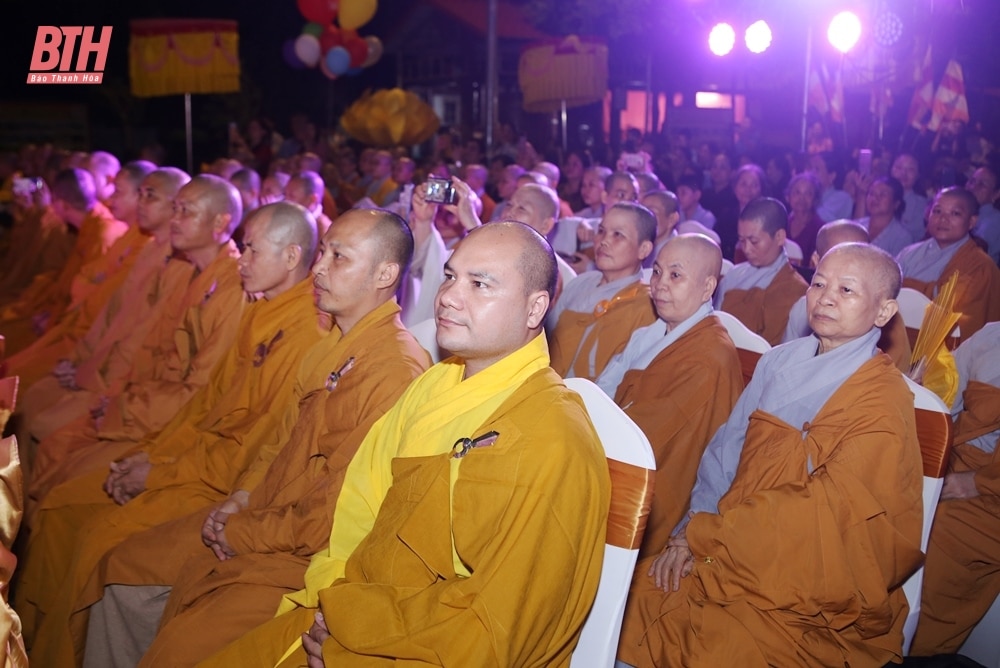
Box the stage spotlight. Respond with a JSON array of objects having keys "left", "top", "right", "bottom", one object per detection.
[
  {"left": 828, "top": 11, "right": 862, "bottom": 53},
  {"left": 744, "top": 20, "right": 772, "bottom": 54},
  {"left": 709, "top": 23, "right": 736, "bottom": 56}
]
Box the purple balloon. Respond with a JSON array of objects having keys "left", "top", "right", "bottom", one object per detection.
[
  {"left": 283, "top": 39, "right": 307, "bottom": 70},
  {"left": 324, "top": 46, "right": 351, "bottom": 75}
]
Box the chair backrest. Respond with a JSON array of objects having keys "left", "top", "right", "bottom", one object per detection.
[
  {"left": 564, "top": 378, "right": 656, "bottom": 668},
  {"left": 712, "top": 310, "right": 770, "bottom": 385},
  {"left": 407, "top": 318, "right": 442, "bottom": 364},
  {"left": 784, "top": 239, "right": 804, "bottom": 263},
  {"left": 897, "top": 288, "right": 932, "bottom": 330},
  {"left": 901, "top": 375, "right": 953, "bottom": 655},
  {"left": 720, "top": 258, "right": 734, "bottom": 276},
  {"left": 0, "top": 377, "right": 19, "bottom": 433}
]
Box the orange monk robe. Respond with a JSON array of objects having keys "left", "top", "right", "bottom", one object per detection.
[
  {"left": 0, "top": 205, "right": 73, "bottom": 301},
  {"left": 549, "top": 277, "right": 656, "bottom": 381},
  {"left": 618, "top": 355, "right": 924, "bottom": 668},
  {"left": 17, "top": 253, "right": 193, "bottom": 449},
  {"left": 902, "top": 238, "right": 1000, "bottom": 343},
  {"left": 0, "top": 202, "right": 127, "bottom": 354},
  {"left": 25, "top": 243, "right": 242, "bottom": 511},
  {"left": 720, "top": 262, "right": 808, "bottom": 346},
  {"left": 912, "top": 381, "right": 1000, "bottom": 654},
  {"left": 5, "top": 224, "right": 152, "bottom": 389},
  {"left": 20, "top": 277, "right": 326, "bottom": 668},
  {"left": 95, "top": 301, "right": 430, "bottom": 667},
  {"left": 613, "top": 316, "right": 743, "bottom": 560},
  {"left": 199, "top": 366, "right": 609, "bottom": 668}
]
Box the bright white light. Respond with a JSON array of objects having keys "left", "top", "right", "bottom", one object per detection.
[
  {"left": 744, "top": 20, "right": 772, "bottom": 54},
  {"left": 708, "top": 23, "right": 736, "bottom": 57},
  {"left": 827, "top": 11, "right": 862, "bottom": 54}
]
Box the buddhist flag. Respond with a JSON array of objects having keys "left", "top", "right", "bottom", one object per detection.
[
  {"left": 927, "top": 59, "right": 970, "bottom": 131},
  {"left": 907, "top": 45, "right": 933, "bottom": 130},
  {"left": 825, "top": 62, "right": 844, "bottom": 124},
  {"left": 808, "top": 66, "right": 829, "bottom": 115}
]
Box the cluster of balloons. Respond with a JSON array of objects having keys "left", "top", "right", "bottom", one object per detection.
[{"left": 282, "top": 0, "right": 383, "bottom": 79}]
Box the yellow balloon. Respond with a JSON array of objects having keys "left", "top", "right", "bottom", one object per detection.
[{"left": 339, "top": 0, "right": 377, "bottom": 30}]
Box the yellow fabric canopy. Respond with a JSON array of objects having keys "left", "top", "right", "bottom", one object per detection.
[{"left": 129, "top": 19, "right": 240, "bottom": 97}]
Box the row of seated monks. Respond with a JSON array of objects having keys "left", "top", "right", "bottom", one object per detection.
[{"left": 0, "top": 156, "right": 998, "bottom": 667}]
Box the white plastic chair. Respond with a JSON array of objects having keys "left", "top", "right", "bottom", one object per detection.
[
  {"left": 565, "top": 378, "right": 656, "bottom": 668},
  {"left": 960, "top": 596, "right": 1000, "bottom": 667},
  {"left": 897, "top": 287, "right": 932, "bottom": 330},
  {"left": 407, "top": 318, "right": 442, "bottom": 364},
  {"left": 720, "top": 258, "right": 734, "bottom": 276},
  {"left": 901, "top": 376, "right": 953, "bottom": 655},
  {"left": 713, "top": 310, "right": 770, "bottom": 354},
  {"left": 784, "top": 239, "right": 804, "bottom": 264}
]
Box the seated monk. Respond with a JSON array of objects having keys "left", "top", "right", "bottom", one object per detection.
[
  {"left": 502, "top": 182, "right": 577, "bottom": 289},
  {"left": 5, "top": 160, "right": 158, "bottom": 390},
  {"left": 82, "top": 209, "right": 432, "bottom": 668},
  {"left": 714, "top": 197, "right": 808, "bottom": 346},
  {"left": 596, "top": 233, "right": 743, "bottom": 560},
  {"left": 896, "top": 187, "right": 1000, "bottom": 342},
  {"left": 547, "top": 201, "right": 656, "bottom": 381},
  {"left": 15, "top": 168, "right": 193, "bottom": 456},
  {"left": 198, "top": 222, "right": 610, "bottom": 667},
  {"left": 783, "top": 219, "right": 911, "bottom": 370},
  {"left": 911, "top": 322, "right": 1000, "bottom": 654},
  {"left": 0, "top": 168, "right": 128, "bottom": 354},
  {"left": 0, "top": 176, "right": 74, "bottom": 299},
  {"left": 284, "top": 171, "right": 333, "bottom": 236},
  {"left": 23, "top": 175, "right": 246, "bottom": 509},
  {"left": 16, "top": 200, "right": 327, "bottom": 667},
  {"left": 618, "top": 243, "right": 924, "bottom": 667}
]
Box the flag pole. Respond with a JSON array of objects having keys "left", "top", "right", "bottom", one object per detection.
[{"left": 801, "top": 25, "right": 813, "bottom": 152}]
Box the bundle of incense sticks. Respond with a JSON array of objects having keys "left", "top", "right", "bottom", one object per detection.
[{"left": 909, "top": 271, "right": 961, "bottom": 381}]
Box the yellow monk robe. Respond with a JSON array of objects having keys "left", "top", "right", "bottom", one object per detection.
[
  {"left": 549, "top": 276, "right": 656, "bottom": 381},
  {"left": 0, "top": 205, "right": 73, "bottom": 301},
  {"left": 902, "top": 238, "right": 1000, "bottom": 343},
  {"left": 96, "top": 301, "right": 430, "bottom": 667},
  {"left": 17, "top": 252, "right": 193, "bottom": 449},
  {"left": 20, "top": 277, "right": 326, "bottom": 667},
  {"left": 618, "top": 355, "right": 924, "bottom": 668},
  {"left": 198, "top": 335, "right": 610, "bottom": 668},
  {"left": 0, "top": 202, "right": 127, "bottom": 354},
  {"left": 613, "top": 316, "right": 743, "bottom": 560},
  {"left": 720, "top": 261, "right": 808, "bottom": 346},
  {"left": 5, "top": 224, "right": 152, "bottom": 389},
  {"left": 25, "top": 242, "right": 242, "bottom": 501},
  {"left": 0, "top": 436, "right": 27, "bottom": 668}
]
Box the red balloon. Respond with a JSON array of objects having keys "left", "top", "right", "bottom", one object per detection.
[
  {"left": 319, "top": 25, "right": 343, "bottom": 53},
  {"left": 297, "top": 0, "right": 339, "bottom": 25},
  {"left": 344, "top": 35, "right": 369, "bottom": 67}
]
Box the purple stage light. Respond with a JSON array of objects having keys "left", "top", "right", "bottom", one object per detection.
[
  {"left": 709, "top": 23, "right": 736, "bottom": 56},
  {"left": 828, "top": 11, "right": 862, "bottom": 53},
  {"left": 744, "top": 20, "right": 772, "bottom": 54}
]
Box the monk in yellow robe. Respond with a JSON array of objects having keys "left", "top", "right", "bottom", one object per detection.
[
  {"left": 548, "top": 201, "right": 656, "bottom": 380},
  {"left": 18, "top": 200, "right": 326, "bottom": 667},
  {"left": 715, "top": 197, "right": 808, "bottom": 346},
  {"left": 23, "top": 175, "right": 246, "bottom": 504},
  {"left": 783, "top": 219, "right": 912, "bottom": 370},
  {"left": 0, "top": 168, "right": 128, "bottom": 353},
  {"left": 199, "top": 222, "right": 610, "bottom": 668},
  {"left": 82, "top": 210, "right": 431, "bottom": 667},
  {"left": 912, "top": 322, "right": 1000, "bottom": 654},
  {"left": 618, "top": 243, "right": 924, "bottom": 667},
  {"left": 6, "top": 161, "right": 158, "bottom": 389},
  {"left": 596, "top": 234, "right": 743, "bottom": 560},
  {"left": 284, "top": 171, "right": 333, "bottom": 236},
  {"left": 896, "top": 187, "right": 1000, "bottom": 343},
  {"left": 15, "top": 168, "right": 193, "bottom": 455},
  {"left": 0, "top": 184, "right": 73, "bottom": 300}
]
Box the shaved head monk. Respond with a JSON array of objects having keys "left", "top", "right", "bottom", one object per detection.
[
  {"left": 783, "top": 219, "right": 911, "bottom": 370},
  {"left": 912, "top": 322, "right": 1000, "bottom": 654},
  {"left": 198, "top": 222, "right": 610, "bottom": 667},
  {"left": 285, "top": 171, "right": 333, "bottom": 235},
  {"left": 896, "top": 186, "right": 1000, "bottom": 342},
  {"left": 597, "top": 233, "right": 743, "bottom": 559},
  {"left": 548, "top": 201, "right": 657, "bottom": 380},
  {"left": 18, "top": 200, "right": 325, "bottom": 667},
  {"left": 714, "top": 197, "right": 809, "bottom": 346},
  {"left": 618, "top": 243, "right": 924, "bottom": 667},
  {"left": 504, "top": 182, "right": 577, "bottom": 290},
  {"left": 17, "top": 168, "right": 193, "bottom": 454},
  {"left": 78, "top": 209, "right": 431, "bottom": 667},
  {"left": 0, "top": 167, "right": 128, "bottom": 354}
]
